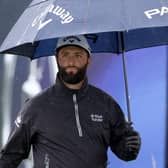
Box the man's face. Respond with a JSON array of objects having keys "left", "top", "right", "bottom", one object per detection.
[{"left": 56, "top": 45, "right": 91, "bottom": 84}]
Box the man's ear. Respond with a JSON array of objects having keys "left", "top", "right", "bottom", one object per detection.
[{"left": 87, "top": 56, "right": 91, "bottom": 65}]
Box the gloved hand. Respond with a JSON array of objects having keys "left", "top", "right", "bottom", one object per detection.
[
  {"left": 125, "top": 131, "right": 141, "bottom": 153},
  {"left": 110, "top": 122, "right": 141, "bottom": 161},
  {"left": 113, "top": 129, "right": 141, "bottom": 161},
  {"left": 121, "top": 130, "right": 141, "bottom": 161}
]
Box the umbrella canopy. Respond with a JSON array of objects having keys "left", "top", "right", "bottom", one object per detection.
[{"left": 0, "top": 0, "right": 168, "bottom": 58}]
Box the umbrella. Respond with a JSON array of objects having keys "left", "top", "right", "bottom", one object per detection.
[
  {"left": 0, "top": 0, "right": 168, "bottom": 57},
  {"left": 0, "top": 0, "right": 168, "bottom": 123}
]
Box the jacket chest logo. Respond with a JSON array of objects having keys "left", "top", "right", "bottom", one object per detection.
[{"left": 90, "top": 114, "right": 103, "bottom": 122}]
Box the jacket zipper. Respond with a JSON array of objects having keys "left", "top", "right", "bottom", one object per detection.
[
  {"left": 73, "top": 94, "right": 83, "bottom": 137},
  {"left": 44, "top": 153, "right": 50, "bottom": 168}
]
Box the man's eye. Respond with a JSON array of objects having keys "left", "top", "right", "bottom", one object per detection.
[
  {"left": 60, "top": 53, "right": 68, "bottom": 58},
  {"left": 76, "top": 54, "right": 82, "bottom": 58}
]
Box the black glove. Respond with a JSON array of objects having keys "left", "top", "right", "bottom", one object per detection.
[
  {"left": 120, "top": 129, "right": 141, "bottom": 161},
  {"left": 113, "top": 128, "right": 141, "bottom": 161},
  {"left": 125, "top": 131, "right": 141, "bottom": 153}
]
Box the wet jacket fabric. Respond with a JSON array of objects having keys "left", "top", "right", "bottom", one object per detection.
[{"left": 0, "top": 76, "right": 140, "bottom": 168}]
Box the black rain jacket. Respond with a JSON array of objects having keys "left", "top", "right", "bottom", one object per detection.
[{"left": 0, "top": 75, "right": 140, "bottom": 168}]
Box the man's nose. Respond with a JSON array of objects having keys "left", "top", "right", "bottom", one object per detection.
[{"left": 67, "top": 55, "right": 76, "bottom": 65}]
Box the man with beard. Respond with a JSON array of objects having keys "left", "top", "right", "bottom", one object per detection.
[{"left": 0, "top": 35, "right": 141, "bottom": 168}]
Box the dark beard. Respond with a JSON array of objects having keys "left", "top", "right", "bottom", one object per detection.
[{"left": 58, "top": 64, "right": 88, "bottom": 84}]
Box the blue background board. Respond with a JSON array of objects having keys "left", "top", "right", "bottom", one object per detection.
[{"left": 87, "top": 46, "right": 167, "bottom": 168}]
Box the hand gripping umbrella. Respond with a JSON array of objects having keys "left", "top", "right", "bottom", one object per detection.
[{"left": 0, "top": 0, "right": 168, "bottom": 123}]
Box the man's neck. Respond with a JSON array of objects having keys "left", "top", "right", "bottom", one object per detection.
[{"left": 62, "top": 80, "right": 85, "bottom": 90}]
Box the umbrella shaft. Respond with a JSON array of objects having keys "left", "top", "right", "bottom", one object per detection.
[{"left": 122, "top": 52, "right": 131, "bottom": 123}]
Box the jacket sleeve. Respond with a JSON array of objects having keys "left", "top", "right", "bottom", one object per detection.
[
  {"left": 0, "top": 99, "right": 36, "bottom": 168},
  {"left": 108, "top": 98, "right": 141, "bottom": 161}
]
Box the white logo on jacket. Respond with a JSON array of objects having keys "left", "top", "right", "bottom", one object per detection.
[{"left": 90, "top": 114, "right": 103, "bottom": 122}]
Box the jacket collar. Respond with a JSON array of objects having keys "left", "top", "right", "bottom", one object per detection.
[{"left": 54, "top": 73, "right": 89, "bottom": 98}]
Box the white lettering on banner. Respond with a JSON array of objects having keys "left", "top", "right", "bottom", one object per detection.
[
  {"left": 32, "top": 4, "right": 74, "bottom": 30},
  {"left": 144, "top": 6, "right": 168, "bottom": 19}
]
